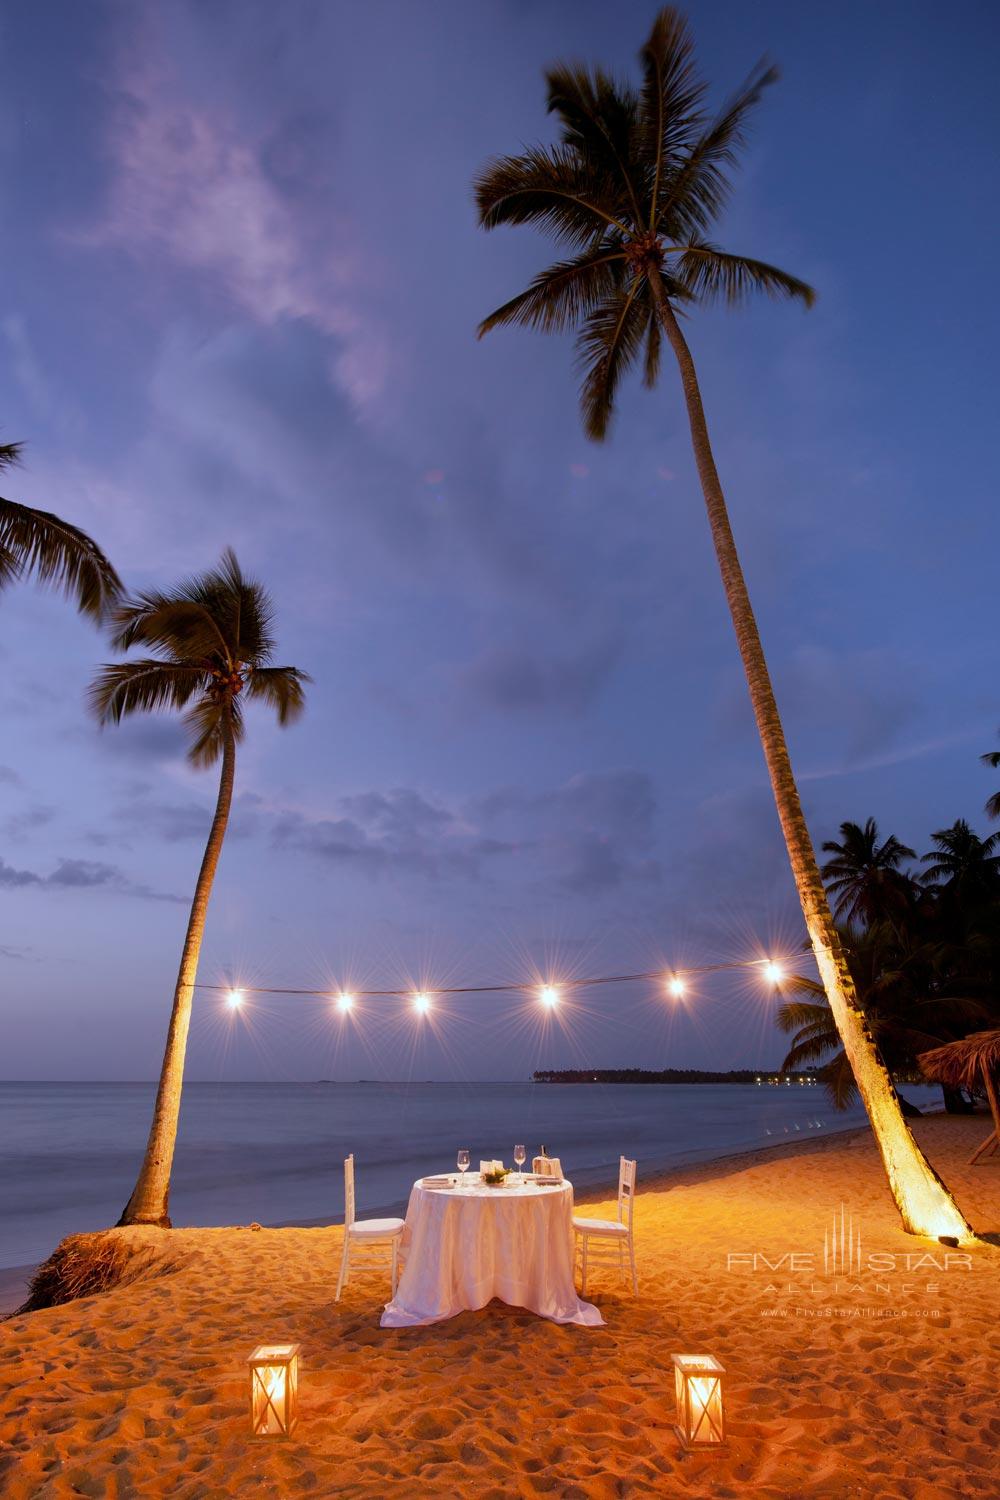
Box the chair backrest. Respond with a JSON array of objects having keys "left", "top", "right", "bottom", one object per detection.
[
  {"left": 618, "top": 1156, "right": 637, "bottom": 1228},
  {"left": 344, "top": 1153, "right": 356, "bottom": 1229}
]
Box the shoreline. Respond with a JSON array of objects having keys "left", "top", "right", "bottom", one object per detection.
[
  {"left": 0, "top": 1116, "right": 912, "bottom": 1310},
  {"left": 1, "top": 1113, "right": 995, "bottom": 1497}
]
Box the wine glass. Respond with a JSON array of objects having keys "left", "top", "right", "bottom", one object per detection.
[
  {"left": 457, "top": 1148, "right": 470, "bottom": 1188},
  {"left": 514, "top": 1144, "right": 526, "bottom": 1183}
]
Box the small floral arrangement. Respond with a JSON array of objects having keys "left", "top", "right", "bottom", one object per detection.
[{"left": 482, "top": 1166, "right": 510, "bottom": 1186}]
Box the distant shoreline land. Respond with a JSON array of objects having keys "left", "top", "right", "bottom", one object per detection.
[{"left": 532, "top": 1068, "right": 822, "bottom": 1085}]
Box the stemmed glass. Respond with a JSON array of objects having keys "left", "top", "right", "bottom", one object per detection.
[
  {"left": 514, "top": 1144, "right": 526, "bottom": 1183},
  {"left": 457, "top": 1148, "right": 470, "bottom": 1188}
]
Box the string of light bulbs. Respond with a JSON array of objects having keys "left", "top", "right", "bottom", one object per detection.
[{"left": 207, "top": 955, "right": 793, "bottom": 1014}]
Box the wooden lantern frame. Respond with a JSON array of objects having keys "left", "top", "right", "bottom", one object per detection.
[
  {"left": 671, "top": 1352, "right": 726, "bottom": 1447},
  {"left": 248, "top": 1342, "right": 300, "bottom": 1437}
]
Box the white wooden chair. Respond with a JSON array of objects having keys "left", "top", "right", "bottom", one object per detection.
[
  {"left": 573, "top": 1156, "right": 637, "bottom": 1296},
  {"left": 335, "top": 1154, "right": 405, "bottom": 1302}
]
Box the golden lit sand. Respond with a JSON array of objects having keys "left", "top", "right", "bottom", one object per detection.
[{"left": 1, "top": 1115, "right": 997, "bottom": 1498}]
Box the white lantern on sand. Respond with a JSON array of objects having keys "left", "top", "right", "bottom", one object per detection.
[
  {"left": 671, "top": 1353, "right": 726, "bottom": 1447},
  {"left": 248, "top": 1343, "right": 300, "bottom": 1437}
]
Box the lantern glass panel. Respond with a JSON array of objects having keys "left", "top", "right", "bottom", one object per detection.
[
  {"left": 249, "top": 1343, "right": 300, "bottom": 1437},
  {"left": 671, "top": 1353, "right": 725, "bottom": 1447}
]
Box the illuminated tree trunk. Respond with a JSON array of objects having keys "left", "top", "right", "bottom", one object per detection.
[
  {"left": 650, "top": 273, "right": 971, "bottom": 1240},
  {"left": 118, "top": 721, "right": 236, "bottom": 1227}
]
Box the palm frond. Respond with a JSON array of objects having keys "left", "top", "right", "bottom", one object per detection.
[
  {"left": 0, "top": 498, "right": 122, "bottom": 620},
  {"left": 474, "top": 144, "right": 629, "bottom": 245},
  {"left": 245, "top": 666, "right": 311, "bottom": 725},
  {"left": 781, "top": 1034, "right": 838, "bottom": 1068},
  {"left": 576, "top": 280, "right": 652, "bottom": 440},
  {"left": 776, "top": 999, "right": 832, "bottom": 1033},
  {"left": 111, "top": 595, "right": 230, "bottom": 661},
  {"left": 0, "top": 441, "right": 25, "bottom": 472},
  {"left": 182, "top": 697, "right": 243, "bottom": 768},
  {"left": 987, "top": 790, "right": 1000, "bottom": 821},
  {"left": 478, "top": 244, "right": 627, "bottom": 339},
  {"left": 89, "top": 661, "right": 206, "bottom": 724},
  {"left": 545, "top": 64, "right": 643, "bottom": 220},
  {"left": 638, "top": 6, "right": 705, "bottom": 223},
  {"left": 110, "top": 549, "right": 276, "bottom": 669},
  {"left": 656, "top": 59, "right": 778, "bottom": 237},
  {"left": 819, "top": 1051, "right": 858, "bottom": 1110},
  {"left": 981, "top": 751, "right": 1000, "bottom": 768},
  {"left": 675, "top": 241, "right": 815, "bottom": 307},
  {"left": 0, "top": 542, "right": 18, "bottom": 589}
]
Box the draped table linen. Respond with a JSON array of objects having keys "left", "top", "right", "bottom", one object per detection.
[{"left": 380, "top": 1177, "right": 603, "bottom": 1328}]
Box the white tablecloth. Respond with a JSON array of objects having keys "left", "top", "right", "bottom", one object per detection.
[{"left": 380, "top": 1177, "right": 603, "bottom": 1328}]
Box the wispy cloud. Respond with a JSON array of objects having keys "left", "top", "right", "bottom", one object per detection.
[
  {"left": 0, "top": 852, "right": 184, "bottom": 903},
  {"left": 271, "top": 769, "right": 660, "bottom": 894},
  {"left": 75, "top": 21, "right": 390, "bottom": 411}
]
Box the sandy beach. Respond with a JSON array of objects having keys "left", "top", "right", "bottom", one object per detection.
[{"left": 1, "top": 1113, "right": 997, "bottom": 1498}]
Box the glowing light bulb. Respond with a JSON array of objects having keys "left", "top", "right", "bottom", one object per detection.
[
  {"left": 336, "top": 992, "right": 354, "bottom": 1013},
  {"left": 413, "top": 992, "right": 431, "bottom": 1015},
  {"left": 762, "top": 961, "right": 785, "bottom": 986},
  {"left": 539, "top": 985, "right": 560, "bottom": 1009},
  {"left": 226, "top": 989, "right": 244, "bottom": 1010},
  {"left": 667, "top": 974, "right": 686, "bottom": 999}
]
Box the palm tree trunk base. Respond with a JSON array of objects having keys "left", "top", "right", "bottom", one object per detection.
[{"left": 116, "top": 1210, "right": 172, "bottom": 1229}]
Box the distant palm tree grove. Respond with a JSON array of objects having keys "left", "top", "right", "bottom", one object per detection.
[{"left": 779, "top": 817, "right": 1000, "bottom": 1113}]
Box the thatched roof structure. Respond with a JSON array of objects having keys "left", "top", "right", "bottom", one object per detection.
[{"left": 918, "top": 1030, "right": 1000, "bottom": 1089}]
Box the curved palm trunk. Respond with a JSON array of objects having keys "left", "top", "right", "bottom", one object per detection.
[
  {"left": 118, "top": 723, "right": 237, "bottom": 1227},
  {"left": 650, "top": 274, "right": 971, "bottom": 1241}
]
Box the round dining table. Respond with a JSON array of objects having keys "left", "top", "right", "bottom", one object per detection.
[{"left": 380, "top": 1175, "right": 604, "bottom": 1328}]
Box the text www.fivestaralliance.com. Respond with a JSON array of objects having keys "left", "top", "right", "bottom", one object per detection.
[{"left": 759, "top": 1307, "right": 941, "bottom": 1318}]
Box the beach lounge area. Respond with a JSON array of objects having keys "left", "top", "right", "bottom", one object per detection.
[{"left": 1, "top": 1114, "right": 997, "bottom": 1499}]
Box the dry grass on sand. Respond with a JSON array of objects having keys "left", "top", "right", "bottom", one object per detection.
[{"left": 1, "top": 1114, "right": 998, "bottom": 1498}]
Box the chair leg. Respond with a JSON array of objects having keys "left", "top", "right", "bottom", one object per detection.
[
  {"left": 581, "top": 1235, "right": 589, "bottom": 1296},
  {"left": 391, "top": 1238, "right": 399, "bottom": 1296},
  {"left": 629, "top": 1238, "right": 638, "bottom": 1296},
  {"left": 335, "top": 1235, "right": 350, "bottom": 1302}
]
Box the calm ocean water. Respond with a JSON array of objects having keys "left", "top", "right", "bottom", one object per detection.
[{"left": 0, "top": 1080, "right": 941, "bottom": 1268}]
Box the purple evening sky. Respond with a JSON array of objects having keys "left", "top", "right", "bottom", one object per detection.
[{"left": 1, "top": 0, "right": 997, "bottom": 1082}]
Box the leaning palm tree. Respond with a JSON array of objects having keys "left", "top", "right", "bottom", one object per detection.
[
  {"left": 474, "top": 6, "right": 972, "bottom": 1238},
  {"left": 90, "top": 549, "right": 310, "bottom": 1226},
  {"left": 1, "top": 440, "right": 121, "bottom": 618}
]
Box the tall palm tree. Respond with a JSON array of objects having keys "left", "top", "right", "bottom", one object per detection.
[
  {"left": 820, "top": 818, "right": 917, "bottom": 927},
  {"left": 90, "top": 549, "right": 310, "bottom": 1227},
  {"left": 474, "top": 7, "right": 972, "bottom": 1238},
  {"left": 1, "top": 440, "right": 121, "bottom": 618}
]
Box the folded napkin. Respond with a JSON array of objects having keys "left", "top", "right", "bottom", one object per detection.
[{"left": 422, "top": 1176, "right": 453, "bottom": 1187}]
